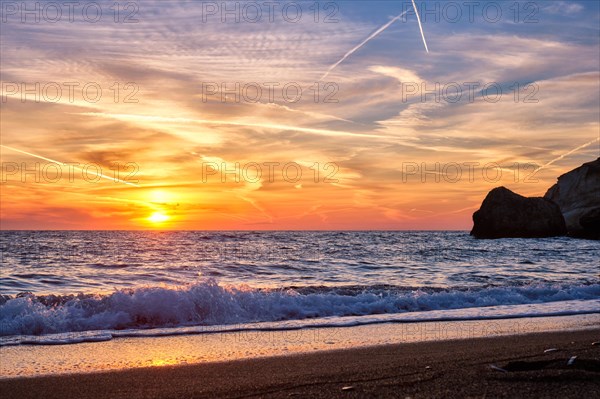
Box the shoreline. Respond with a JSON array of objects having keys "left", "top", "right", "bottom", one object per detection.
[
  {"left": 1, "top": 328, "right": 599, "bottom": 398},
  {"left": 0, "top": 314, "right": 598, "bottom": 379}
]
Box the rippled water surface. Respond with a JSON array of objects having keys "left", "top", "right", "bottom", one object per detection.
[
  {"left": 1, "top": 231, "right": 598, "bottom": 343},
  {"left": 1, "top": 231, "right": 598, "bottom": 293}
]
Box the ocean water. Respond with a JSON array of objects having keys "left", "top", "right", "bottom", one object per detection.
[{"left": 1, "top": 231, "right": 598, "bottom": 346}]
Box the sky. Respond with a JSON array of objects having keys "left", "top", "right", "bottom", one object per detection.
[{"left": 1, "top": 0, "right": 599, "bottom": 230}]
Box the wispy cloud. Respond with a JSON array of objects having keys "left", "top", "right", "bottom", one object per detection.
[
  {"left": 0, "top": 145, "right": 140, "bottom": 187},
  {"left": 2, "top": 1, "right": 599, "bottom": 229},
  {"left": 320, "top": 1, "right": 431, "bottom": 80},
  {"left": 545, "top": 1, "right": 584, "bottom": 15},
  {"left": 533, "top": 137, "right": 600, "bottom": 176},
  {"left": 320, "top": 10, "right": 410, "bottom": 80},
  {"left": 77, "top": 112, "right": 390, "bottom": 140}
]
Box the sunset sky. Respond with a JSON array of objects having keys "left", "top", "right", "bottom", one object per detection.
[{"left": 1, "top": 0, "right": 599, "bottom": 230}]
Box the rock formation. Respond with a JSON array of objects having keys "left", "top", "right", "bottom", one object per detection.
[
  {"left": 470, "top": 187, "right": 567, "bottom": 239},
  {"left": 471, "top": 158, "right": 599, "bottom": 240},
  {"left": 544, "top": 158, "right": 600, "bottom": 239}
]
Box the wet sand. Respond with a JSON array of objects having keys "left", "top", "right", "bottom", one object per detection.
[{"left": 1, "top": 328, "right": 599, "bottom": 398}]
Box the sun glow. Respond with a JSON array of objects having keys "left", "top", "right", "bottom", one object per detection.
[
  {"left": 150, "top": 190, "right": 172, "bottom": 203},
  {"left": 148, "top": 212, "right": 170, "bottom": 223},
  {"left": 150, "top": 358, "right": 177, "bottom": 367}
]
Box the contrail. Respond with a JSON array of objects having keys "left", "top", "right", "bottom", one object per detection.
[
  {"left": 320, "top": 2, "right": 430, "bottom": 80},
  {"left": 320, "top": 10, "right": 410, "bottom": 80},
  {"left": 412, "top": 0, "right": 429, "bottom": 53},
  {"left": 0, "top": 144, "right": 140, "bottom": 187},
  {"left": 78, "top": 112, "right": 391, "bottom": 140},
  {"left": 532, "top": 137, "right": 600, "bottom": 176}
]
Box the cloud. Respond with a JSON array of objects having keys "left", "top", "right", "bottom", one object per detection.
[
  {"left": 77, "top": 112, "right": 392, "bottom": 140},
  {"left": 1, "top": 1, "right": 599, "bottom": 229},
  {"left": 320, "top": 9, "right": 410, "bottom": 80},
  {"left": 544, "top": 1, "right": 584, "bottom": 15}
]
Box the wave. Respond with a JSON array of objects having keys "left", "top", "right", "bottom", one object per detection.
[{"left": 1, "top": 280, "right": 599, "bottom": 339}]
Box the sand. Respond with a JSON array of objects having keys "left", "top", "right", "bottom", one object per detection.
[{"left": 1, "top": 328, "right": 599, "bottom": 398}]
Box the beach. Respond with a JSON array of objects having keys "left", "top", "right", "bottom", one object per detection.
[
  {"left": 1, "top": 328, "right": 598, "bottom": 398},
  {"left": 1, "top": 317, "right": 599, "bottom": 399},
  {"left": 1, "top": 232, "right": 599, "bottom": 397}
]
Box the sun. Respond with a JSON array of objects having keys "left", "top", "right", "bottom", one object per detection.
[{"left": 148, "top": 211, "right": 170, "bottom": 223}]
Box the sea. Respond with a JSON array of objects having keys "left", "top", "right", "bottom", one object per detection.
[{"left": 1, "top": 231, "right": 599, "bottom": 346}]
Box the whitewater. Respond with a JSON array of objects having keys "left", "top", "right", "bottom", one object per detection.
[{"left": 1, "top": 231, "right": 598, "bottom": 345}]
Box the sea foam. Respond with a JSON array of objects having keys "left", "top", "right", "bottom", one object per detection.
[{"left": 1, "top": 279, "right": 598, "bottom": 339}]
